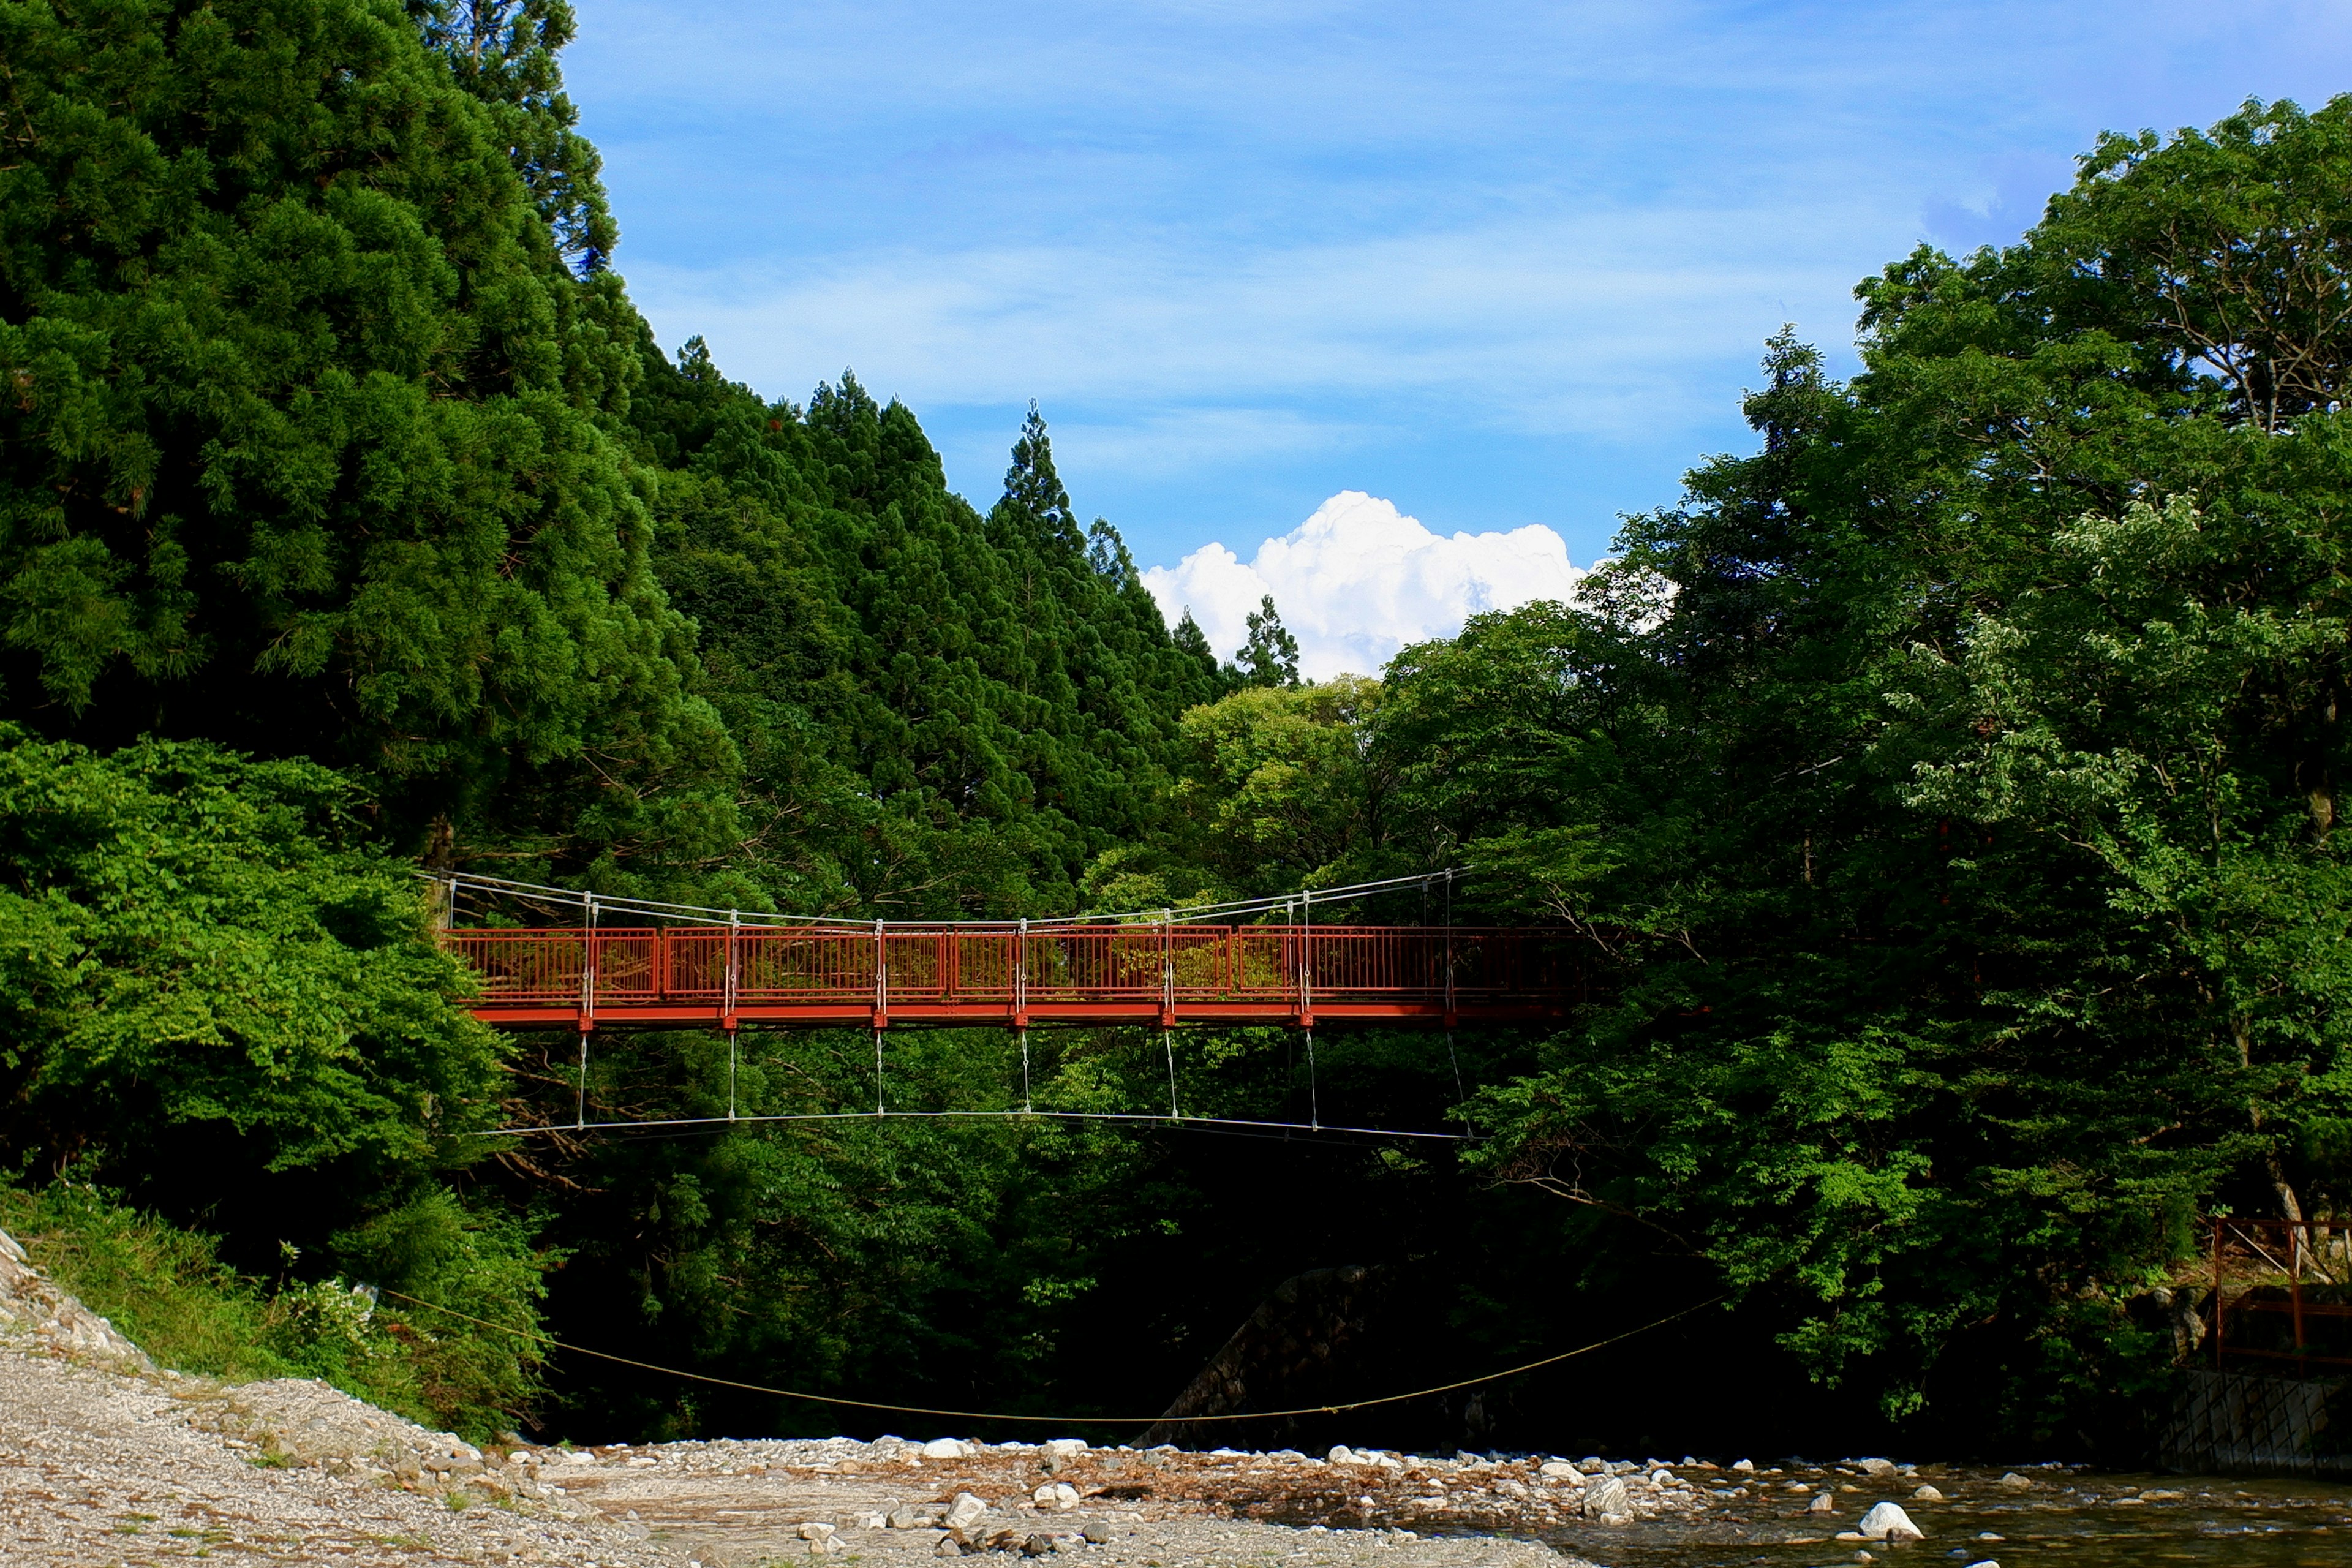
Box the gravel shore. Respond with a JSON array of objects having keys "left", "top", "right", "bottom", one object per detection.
[{"left": 23, "top": 1223, "right": 2238, "bottom": 1568}]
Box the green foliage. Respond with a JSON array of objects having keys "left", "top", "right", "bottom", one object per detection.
[
  {"left": 0, "top": 1180, "right": 288, "bottom": 1382},
  {"left": 1352, "top": 98, "right": 2352, "bottom": 1446},
  {"left": 26, "top": 0, "right": 2352, "bottom": 1464},
  {"left": 0, "top": 729, "right": 501, "bottom": 1178},
  {"left": 1235, "top": 594, "right": 1302, "bottom": 688},
  {"left": 1172, "top": 676, "right": 1396, "bottom": 893},
  {"left": 0, "top": 0, "right": 726, "bottom": 848},
  {"left": 412, "top": 0, "right": 617, "bottom": 272},
  {"left": 330, "top": 1188, "right": 549, "bottom": 1431},
  {"left": 632, "top": 356, "right": 1215, "bottom": 915},
  {"left": 0, "top": 1180, "right": 543, "bottom": 1439}
]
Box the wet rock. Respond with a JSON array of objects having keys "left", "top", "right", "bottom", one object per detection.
[
  {"left": 1856, "top": 1458, "right": 1897, "bottom": 1478},
  {"left": 1732, "top": 1458, "right": 1755, "bottom": 1472},
  {"left": 1809, "top": 1491, "right": 1838, "bottom": 1514},
  {"left": 1998, "top": 1472, "right": 2032, "bottom": 1489},
  {"left": 1912, "top": 1484, "right": 1946, "bottom": 1502},
  {"left": 1857, "top": 1501, "right": 1924, "bottom": 1542}
]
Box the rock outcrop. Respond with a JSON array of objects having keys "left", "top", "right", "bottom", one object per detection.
[{"left": 0, "top": 1225, "right": 153, "bottom": 1367}]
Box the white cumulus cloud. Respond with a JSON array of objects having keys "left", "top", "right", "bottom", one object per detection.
[{"left": 1141, "top": 492, "right": 1588, "bottom": 682}]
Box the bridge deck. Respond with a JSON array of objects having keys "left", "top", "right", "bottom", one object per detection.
[{"left": 447, "top": 924, "right": 1576, "bottom": 1030}]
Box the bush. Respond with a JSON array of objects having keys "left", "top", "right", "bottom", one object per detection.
[{"left": 0, "top": 1180, "right": 545, "bottom": 1441}]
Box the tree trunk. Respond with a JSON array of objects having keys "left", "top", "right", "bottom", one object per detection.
[{"left": 2238, "top": 1014, "right": 2307, "bottom": 1267}]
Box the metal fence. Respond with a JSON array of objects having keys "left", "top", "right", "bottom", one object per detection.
[
  {"left": 442, "top": 924, "right": 1568, "bottom": 1011},
  {"left": 2209, "top": 1216, "right": 2352, "bottom": 1374}
]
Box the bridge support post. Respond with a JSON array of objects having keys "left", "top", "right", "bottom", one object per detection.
[
  {"left": 1164, "top": 1028, "right": 1180, "bottom": 1122},
  {"left": 575, "top": 893, "right": 597, "bottom": 1129},
  {"left": 1012, "top": 917, "right": 1028, "bottom": 1030},
  {"left": 1303, "top": 1027, "right": 1320, "bottom": 1131},
  {"left": 1447, "top": 1030, "right": 1469, "bottom": 1136}
]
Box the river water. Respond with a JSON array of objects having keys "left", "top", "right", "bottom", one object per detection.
[{"left": 1541, "top": 1464, "right": 2352, "bottom": 1568}]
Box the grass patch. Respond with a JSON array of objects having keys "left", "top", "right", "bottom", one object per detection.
[
  {"left": 0, "top": 1183, "right": 292, "bottom": 1383},
  {"left": 0, "top": 1179, "right": 546, "bottom": 1442}
]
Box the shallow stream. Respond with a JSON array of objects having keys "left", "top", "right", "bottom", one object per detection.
[{"left": 1545, "top": 1466, "right": 2352, "bottom": 1568}]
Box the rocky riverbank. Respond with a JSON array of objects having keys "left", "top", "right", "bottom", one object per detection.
[{"left": 13, "top": 1225, "right": 2348, "bottom": 1568}]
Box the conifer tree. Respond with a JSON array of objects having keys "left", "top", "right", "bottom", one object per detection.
[
  {"left": 411, "top": 0, "right": 617, "bottom": 272},
  {"left": 1237, "top": 594, "right": 1303, "bottom": 687},
  {"left": 0, "top": 0, "right": 723, "bottom": 848}
]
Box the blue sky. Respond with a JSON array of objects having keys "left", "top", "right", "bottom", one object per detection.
[{"left": 570, "top": 0, "right": 2352, "bottom": 588}]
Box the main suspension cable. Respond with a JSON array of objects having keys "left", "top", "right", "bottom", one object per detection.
[
  {"left": 375, "top": 1288, "right": 1724, "bottom": 1427},
  {"left": 467, "top": 1109, "right": 1472, "bottom": 1141},
  {"left": 425, "top": 867, "right": 1466, "bottom": 933}
]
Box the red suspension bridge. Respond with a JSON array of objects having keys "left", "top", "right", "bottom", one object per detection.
[
  {"left": 434, "top": 872, "right": 1580, "bottom": 1140},
  {"left": 439, "top": 873, "right": 1580, "bottom": 1035}
]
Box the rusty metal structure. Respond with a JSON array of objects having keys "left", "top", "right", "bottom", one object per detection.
[{"left": 2207, "top": 1216, "right": 2352, "bottom": 1374}]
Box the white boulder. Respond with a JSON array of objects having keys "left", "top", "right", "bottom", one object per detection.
[
  {"left": 1858, "top": 1501, "right": 1924, "bottom": 1542},
  {"left": 1581, "top": 1473, "right": 1630, "bottom": 1520}
]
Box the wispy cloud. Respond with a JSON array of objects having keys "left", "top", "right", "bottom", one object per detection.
[{"left": 576, "top": 0, "right": 2352, "bottom": 564}]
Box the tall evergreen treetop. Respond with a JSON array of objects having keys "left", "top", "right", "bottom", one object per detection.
[
  {"left": 0, "top": 0, "right": 718, "bottom": 839},
  {"left": 997, "top": 402, "right": 1082, "bottom": 557},
  {"left": 411, "top": 0, "right": 617, "bottom": 273},
  {"left": 1237, "top": 594, "right": 1303, "bottom": 687}
]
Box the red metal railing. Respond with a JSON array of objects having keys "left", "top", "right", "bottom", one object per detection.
[
  {"left": 2209, "top": 1216, "right": 2352, "bottom": 1373},
  {"left": 443, "top": 924, "right": 1576, "bottom": 1030}
]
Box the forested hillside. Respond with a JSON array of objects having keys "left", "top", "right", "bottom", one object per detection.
[{"left": 3, "top": 0, "right": 2348, "bottom": 1459}]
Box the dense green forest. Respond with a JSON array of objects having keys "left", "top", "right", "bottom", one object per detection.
[{"left": 4, "top": 0, "right": 2350, "bottom": 1459}]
